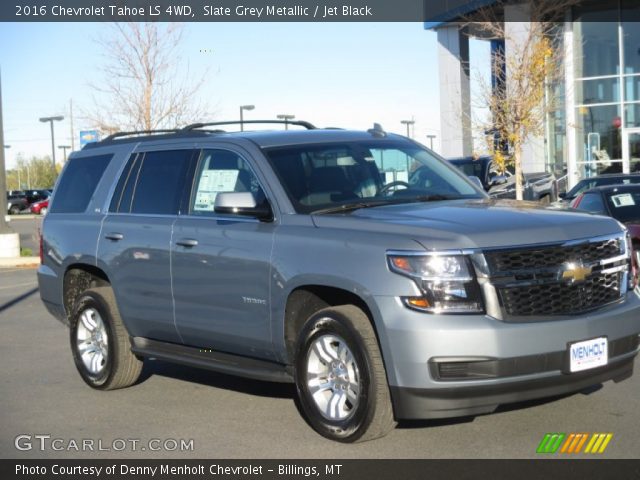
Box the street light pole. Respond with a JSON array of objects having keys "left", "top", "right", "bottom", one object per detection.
[
  {"left": 58, "top": 145, "right": 71, "bottom": 163},
  {"left": 0, "top": 70, "right": 13, "bottom": 234},
  {"left": 277, "top": 114, "right": 295, "bottom": 130},
  {"left": 400, "top": 119, "right": 415, "bottom": 139},
  {"left": 239, "top": 105, "right": 255, "bottom": 131},
  {"left": 426, "top": 134, "right": 437, "bottom": 150},
  {"left": 39, "top": 115, "right": 64, "bottom": 173}
]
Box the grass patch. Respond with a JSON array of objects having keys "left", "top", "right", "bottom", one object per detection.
[{"left": 20, "top": 247, "right": 33, "bottom": 257}]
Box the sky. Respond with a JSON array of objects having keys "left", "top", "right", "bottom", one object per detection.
[{"left": 0, "top": 21, "right": 489, "bottom": 170}]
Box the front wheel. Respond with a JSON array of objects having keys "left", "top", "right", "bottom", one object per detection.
[{"left": 294, "top": 305, "right": 395, "bottom": 442}]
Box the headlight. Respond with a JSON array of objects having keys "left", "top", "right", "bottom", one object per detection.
[{"left": 387, "top": 253, "right": 484, "bottom": 314}]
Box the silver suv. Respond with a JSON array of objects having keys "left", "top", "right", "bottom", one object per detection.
[{"left": 38, "top": 121, "right": 640, "bottom": 442}]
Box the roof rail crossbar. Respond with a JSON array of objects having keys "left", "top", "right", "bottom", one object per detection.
[
  {"left": 182, "top": 120, "right": 316, "bottom": 131},
  {"left": 103, "top": 129, "right": 182, "bottom": 142}
]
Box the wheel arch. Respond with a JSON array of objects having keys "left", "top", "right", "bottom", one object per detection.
[{"left": 63, "top": 264, "right": 111, "bottom": 320}]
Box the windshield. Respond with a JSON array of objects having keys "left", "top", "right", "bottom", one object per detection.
[
  {"left": 263, "top": 140, "right": 485, "bottom": 214},
  {"left": 605, "top": 189, "right": 640, "bottom": 223}
]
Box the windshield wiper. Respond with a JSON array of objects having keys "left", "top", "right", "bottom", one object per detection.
[
  {"left": 312, "top": 200, "right": 397, "bottom": 215},
  {"left": 312, "top": 195, "right": 463, "bottom": 215}
]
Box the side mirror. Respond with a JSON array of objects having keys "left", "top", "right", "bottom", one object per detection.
[
  {"left": 214, "top": 192, "right": 273, "bottom": 221},
  {"left": 467, "top": 176, "right": 484, "bottom": 190},
  {"left": 488, "top": 174, "right": 508, "bottom": 187}
]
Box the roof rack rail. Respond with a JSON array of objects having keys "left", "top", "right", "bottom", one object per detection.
[
  {"left": 181, "top": 120, "right": 316, "bottom": 131},
  {"left": 102, "top": 129, "right": 182, "bottom": 142}
]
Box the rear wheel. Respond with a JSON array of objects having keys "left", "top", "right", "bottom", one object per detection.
[
  {"left": 70, "top": 287, "right": 142, "bottom": 390},
  {"left": 9, "top": 205, "right": 20, "bottom": 215},
  {"left": 294, "top": 305, "right": 395, "bottom": 442}
]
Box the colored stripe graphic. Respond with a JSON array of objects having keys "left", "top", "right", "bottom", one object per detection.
[
  {"left": 537, "top": 433, "right": 566, "bottom": 453},
  {"left": 539, "top": 433, "right": 613, "bottom": 454}
]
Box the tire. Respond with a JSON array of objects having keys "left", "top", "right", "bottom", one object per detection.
[
  {"left": 294, "top": 305, "right": 396, "bottom": 442},
  {"left": 539, "top": 194, "right": 551, "bottom": 204},
  {"left": 9, "top": 205, "right": 20, "bottom": 215},
  {"left": 69, "top": 287, "right": 142, "bottom": 390}
]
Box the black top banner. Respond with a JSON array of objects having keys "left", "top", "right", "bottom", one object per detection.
[{"left": 2, "top": 0, "right": 639, "bottom": 22}]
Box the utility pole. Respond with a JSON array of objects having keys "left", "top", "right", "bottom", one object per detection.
[
  {"left": 0, "top": 69, "right": 15, "bottom": 238},
  {"left": 39, "top": 115, "right": 64, "bottom": 174}
]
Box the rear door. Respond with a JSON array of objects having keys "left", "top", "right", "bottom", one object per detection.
[
  {"left": 171, "top": 147, "right": 277, "bottom": 359},
  {"left": 97, "top": 147, "right": 197, "bottom": 343}
]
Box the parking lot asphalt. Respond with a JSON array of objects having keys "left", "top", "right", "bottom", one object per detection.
[{"left": 1, "top": 266, "right": 639, "bottom": 459}]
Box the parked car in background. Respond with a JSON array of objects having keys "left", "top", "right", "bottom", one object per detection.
[
  {"left": 570, "top": 184, "right": 640, "bottom": 269},
  {"left": 6, "top": 193, "right": 29, "bottom": 215},
  {"left": 29, "top": 197, "right": 49, "bottom": 215},
  {"left": 23, "top": 189, "right": 51, "bottom": 205},
  {"left": 561, "top": 173, "right": 640, "bottom": 203},
  {"left": 448, "top": 155, "right": 558, "bottom": 202}
]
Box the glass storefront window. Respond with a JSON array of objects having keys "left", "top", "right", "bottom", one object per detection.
[
  {"left": 573, "top": 19, "right": 619, "bottom": 78},
  {"left": 622, "top": 2, "right": 640, "bottom": 74},
  {"left": 577, "top": 104, "right": 623, "bottom": 162},
  {"left": 576, "top": 77, "right": 620, "bottom": 104},
  {"left": 625, "top": 103, "right": 640, "bottom": 127},
  {"left": 624, "top": 75, "right": 640, "bottom": 101}
]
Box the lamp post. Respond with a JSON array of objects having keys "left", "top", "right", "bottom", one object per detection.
[
  {"left": 58, "top": 145, "right": 71, "bottom": 162},
  {"left": 239, "top": 105, "right": 255, "bottom": 131},
  {"left": 39, "top": 115, "right": 64, "bottom": 173},
  {"left": 277, "top": 114, "right": 295, "bottom": 130},
  {"left": 400, "top": 119, "right": 415, "bottom": 139},
  {"left": 426, "top": 134, "right": 437, "bottom": 150}
]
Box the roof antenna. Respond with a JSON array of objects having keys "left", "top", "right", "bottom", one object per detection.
[{"left": 368, "top": 123, "right": 387, "bottom": 138}]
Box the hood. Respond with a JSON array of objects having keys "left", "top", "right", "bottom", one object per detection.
[{"left": 311, "top": 199, "right": 624, "bottom": 250}]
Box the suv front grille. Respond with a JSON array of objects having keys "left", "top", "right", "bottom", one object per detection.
[
  {"left": 486, "top": 238, "right": 621, "bottom": 272},
  {"left": 484, "top": 235, "right": 628, "bottom": 319},
  {"left": 499, "top": 271, "right": 622, "bottom": 316}
]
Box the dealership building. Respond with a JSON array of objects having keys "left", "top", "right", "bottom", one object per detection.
[{"left": 426, "top": 0, "right": 640, "bottom": 188}]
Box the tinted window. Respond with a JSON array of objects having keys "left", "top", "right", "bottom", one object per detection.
[
  {"left": 576, "top": 193, "right": 607, "bottom": 215},
  {"left": 605, "top": 189, "right": 640, "bottom": 223},
  {"left": 110, "top": 153, "right": 141, "bottom": 213},
  {"left": 129, "top": 150, "right": 194, "bottom": 215},
  {"left": 190, "top": 149, "right": 266, "bottom": 215},
  {"left": 50, "top": 154, "right": 113, "bottom": 213}
]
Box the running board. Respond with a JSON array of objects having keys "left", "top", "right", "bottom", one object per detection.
[{"left": 130, "top": 337, "right": 294, "bottom": 384}]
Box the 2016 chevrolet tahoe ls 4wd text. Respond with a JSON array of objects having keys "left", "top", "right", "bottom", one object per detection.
[{"left": 38, "top": 121, "right": 640, "bottom": 442}]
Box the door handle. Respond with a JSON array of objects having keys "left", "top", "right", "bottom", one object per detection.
[
  {"left": 105, "top": 232, "right": 124, "bottom": 241},
  {"left": 176, "top": 238, "right": 198, "bottom": 248}
]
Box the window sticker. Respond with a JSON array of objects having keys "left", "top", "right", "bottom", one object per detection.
[
  {"left": 610, "top": 193, "right": 635, "bottom": 207},
  {"left": 194, "top": 169, "right": 239, "bottom": 211}
]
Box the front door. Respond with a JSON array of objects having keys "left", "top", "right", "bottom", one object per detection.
[
  {"left": 171, "top": 148, "right": 276, "bottom": 360},
  {"left": 622, "top": 128, "right": 640, "bottom": 174}
]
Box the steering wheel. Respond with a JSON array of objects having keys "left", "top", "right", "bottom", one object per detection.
[{"left": 378, "top": 181, "right": 410, "bottom": 196}]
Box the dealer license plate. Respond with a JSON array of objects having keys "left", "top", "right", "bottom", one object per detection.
[{"left": 569, "top": 337, "right": 608, "bottom": 373}]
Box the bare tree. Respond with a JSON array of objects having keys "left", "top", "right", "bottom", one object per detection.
[
  {"left": 464, "top": 1, "right": 577, "bottom": 200},
  {"left": 86, "top": 23, "right": 211, "bottom": 134}
]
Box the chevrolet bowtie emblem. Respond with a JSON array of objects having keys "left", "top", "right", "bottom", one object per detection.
[{"left": 561, "top": 263, "right": 592, "bottom": 283}]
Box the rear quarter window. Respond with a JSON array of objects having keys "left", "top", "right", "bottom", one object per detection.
[{"left": 50, "top": 154, "right": 113, "bottom": 213}]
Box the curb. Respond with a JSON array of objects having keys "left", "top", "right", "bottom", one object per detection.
[{"left": 0, "top": 257, "right": 40, "bottom": 268}]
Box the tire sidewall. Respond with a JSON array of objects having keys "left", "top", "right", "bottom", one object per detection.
[
  {"left": 69, "top": 292, "right": 116, "bottom": 389},
  {"left": 294, "top": 311, "right": 375, "bottom": 442}
]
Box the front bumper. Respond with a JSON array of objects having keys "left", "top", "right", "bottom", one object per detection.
[{"left": 373, "top": 290, "right": 640, "bottom": 420}]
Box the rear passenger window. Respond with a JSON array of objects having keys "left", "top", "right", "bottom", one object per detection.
[
  {"left": 50, "top": 154, "right": 113, "bottom": 213},
  {"left": 111, "top": 150, "right": 194, "bottom": 215}
]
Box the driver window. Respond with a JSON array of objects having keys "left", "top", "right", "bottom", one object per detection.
[{"left": 190, "top": 149, "right": 265, "bottom": 216}]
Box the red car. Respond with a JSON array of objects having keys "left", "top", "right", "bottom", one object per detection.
[
  {"left": 29, "top": 197, "right": 49, "bottom": 215},
  {"left": 571, "top": 184, "right": 640, "bottom": 272}
]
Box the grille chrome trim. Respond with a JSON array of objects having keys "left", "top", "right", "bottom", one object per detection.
[{"left": 477, "top": 232, "right": 630, "bottom": 321}]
